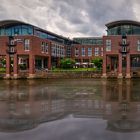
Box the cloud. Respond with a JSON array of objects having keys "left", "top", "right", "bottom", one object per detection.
[{"left": 0, "top": 0, "right": 139, "bottom": 38}]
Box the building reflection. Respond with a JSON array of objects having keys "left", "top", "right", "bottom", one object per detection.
[
  {"left": 0, "top": 80, "right": 140, "bottom": 132},
  {"left": 103, "top": 79, "right": 140, "bottom": 132}
]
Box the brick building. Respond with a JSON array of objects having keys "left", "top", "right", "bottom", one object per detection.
[
  {"left": 1, "top": 19, "right": 140, "bottom": 78},
  {"left": 102, "top": 20, "right": 140, "bottom": 78},
  {"left": 72, "top": 37, "right": 103, "bottom": 67},
  {"left": 0, "top": 20, "right": 72, "bottom": 78}
]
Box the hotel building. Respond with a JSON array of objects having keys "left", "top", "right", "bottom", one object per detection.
[{"left": 0, "top": 19, "right": 140, "bottom": 78}]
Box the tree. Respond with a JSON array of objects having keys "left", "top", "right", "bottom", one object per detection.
[
  {"left": 1, "top": 58, "right": 6, "bottom": 67},
  {"left": 91, "top": 58, "right": 103, "bottom": 70},
  {"left": 60, "top": 58, "right": 75, "bottom": 69}
]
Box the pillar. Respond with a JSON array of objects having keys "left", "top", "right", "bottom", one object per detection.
[
  {"left": 47, "top": 57, "right": 51, "bottom": 70},
  {"left": 5, "top": 54, "right": 11, "bottom": 78},
  {"left": 28, "top": 55, "right": 35, "bottom": 78},
  {"left": 118, "top": 54, "right": 123, "bottom": 78},
  {"left": 102, "top": 55, "right": 107, "bottom": 78},
  {"left": 13, "top": 54, "right": 18, "bottom": 78},
  {"left": 126, "top": 54, "right": 131, "bottom": 78},
  {"left": 57, "top": 57, "right": 60, "bottom": 67},
  {"left": 107, "top": 56, "right": 111, "bottom": 71},
  {"left": 41, "top": 58, "right": 44, "bottom": 69}
]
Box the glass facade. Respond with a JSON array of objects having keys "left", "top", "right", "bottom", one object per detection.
[
  {"left": 0, "top": 23, "right": 72, "bottom": 45},
  {"left": 51, "top": 43, "right": 65, "bottom": 57},
  {"left": 0, "top": 25, "right": 33, "bottom": 36},
  {"left": 107, "top": 25, "right": 140, "bottom": 35},
  {"left": 131, "top": 57, "right": 140, "bottom": 67},
  {"left": 34, "top": 30, "right": 64, "bottom": 44},
  {"left": 73, "top": 38, "right": 103, "bottom": 45}
]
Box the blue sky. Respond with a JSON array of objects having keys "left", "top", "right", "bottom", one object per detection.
[{"left": 0, "top": 0, "right": 140, "bottom": 38}]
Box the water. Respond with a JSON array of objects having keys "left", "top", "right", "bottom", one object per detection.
[{"left": 0, "top": 79, "right": 140, "bottom": 140}]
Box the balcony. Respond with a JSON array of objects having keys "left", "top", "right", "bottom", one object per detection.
[
  {"left": 119, "top": 41, "right": 130, "bottom": 46},
  {"left": 6, "top": 47, "right": 17, "bottom": 54},
  {"left": 6, "top": 40, "right": 17, "bottom": 46},
  {"left": 119, "top": 47, "right": 130, "bottom": 53}
]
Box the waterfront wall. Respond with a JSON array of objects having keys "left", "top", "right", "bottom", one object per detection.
[
  {"left": 0, "top": 70, "right": 102, "bottom": 79},
  {"left": 46, "top": 71, "right": 102, "bottom": 79}
]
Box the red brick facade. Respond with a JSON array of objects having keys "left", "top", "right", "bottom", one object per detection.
[
  {"left": 1, "top": 20, "right": 140, "bottom": 78},
  {"left": 0, "top": 36, "right": 53, "bottom": 78},
  {"left": 71, "top": 44, "right": 103, "bottom": 67}
]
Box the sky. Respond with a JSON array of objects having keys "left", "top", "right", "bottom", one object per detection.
[{"left": 0, "top": 0, "right": 140, "bottom": 38}]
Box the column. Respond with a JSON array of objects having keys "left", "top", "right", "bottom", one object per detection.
[
  {"left": 13, "top": 54, "right": 18, "bottom": 78},
  {"left": 118, "top": 54, "right": 123, "bottom": 78},
  {"left": 47, "top": 57, "right": 51, "bottom": 70},
  {"left": 126, "top": 54, "right": 131, "bottom": 78},
  {"left": 29, "top": 55, "right": 35, "bottom": 78},
  {"left": 102, "top": 55, "right": 107, "bottom": 78},
  {"left": 107, "top": 56, "right": 111, "bottom": 71},
  {"left": 5, "top": 54, "right": 11, "bottom": 78},
  {"left": 57, "top": 57, "right": 60, "bottom": 67},
  {"left": 41, "top": 58, "right": 44, "bottom": 69}
]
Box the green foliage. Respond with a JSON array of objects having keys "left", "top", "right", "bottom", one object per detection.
[
  {"left": 91, "top": 58, "right": 103, "bottom": 70},
  {"left": 60, "top": 58, "right": 75, "bottom": 69},
  {"left": 1, "top": 59, "right": 6, "bottom": 65},
  {"left": 0, "top": 67, "right": 6, "bottom": 73},
  {"left": 19, "top": 64, "right": 27, "bottom": 70}
]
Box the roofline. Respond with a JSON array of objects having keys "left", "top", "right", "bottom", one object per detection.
[
  {"left": 73, "top": 37, "right": 102, "bottom": 39},
  {"left": 0, "top": 19, "right": 72, "bottom": 41},
  {"left": 105, "top": 20, "right": 140, "bottom": 28}
]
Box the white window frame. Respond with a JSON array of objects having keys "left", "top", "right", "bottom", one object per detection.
[
  {"left": 45, "top": 42, "right": 48, "bottom": 53},
  {"left": 81, "top": 47, "right": 85, "bottom": 56},
  {"left": 88, "top": 48, "right": 92, "bottom": 56},
  {"left": 24, "top": 39, "right": 30, "bottom": 51},
  {"left": 106, "top": 39, "right": 111, "bottom": 51},
  {"left": 95, "top": 47, "right": 99, "bottom": 56},
  {"left": 137, "top": 40, "right": 140, "bottom": 51}
]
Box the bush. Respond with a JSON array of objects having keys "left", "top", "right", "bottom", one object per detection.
[
  {"left": 19, "top": 64, "right": 27, "bottom": 70},
  {"left": 60, "top": 58, "right": 75, "bottom": 69},
  {"left": 91, "top": 58, "right": 103, "bottom": 70}
]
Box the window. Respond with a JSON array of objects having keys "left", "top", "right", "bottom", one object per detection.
[
  {"left": 41, "top": 42, "right": 48, "bottom": 53},
  {"left": 45, "top": 42, "right": 49, "bottom": 53},
  {"left": 81, "top": 48, "right": 85, "bottom": 56},
  {"left": 75, "top": 48, "right": 79, "bottom": 57},
  {"left": 137, "top": 40, "right": 140, "bottom": 51},
  {"left": 24, "top": 39, "right": 30, "bottom": 51},
  {"left": 88, "top": 48, "right": 92, "bottom": 56},
  {"left": 95, "top": 48, "right": 99, "bottom": 56},
  {"left": 101, "top": 47, "right": 103, "bottom": 56},
  {"left": 106, "top": 40, "right": 111, "bottom": 51},
  {"left": 73, "top": 38, "right": 103, "bottom": 45}
]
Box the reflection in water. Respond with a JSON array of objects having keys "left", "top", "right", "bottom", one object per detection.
[{"left": 0, "top": 79, "right": 140, "bottom": 132}]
